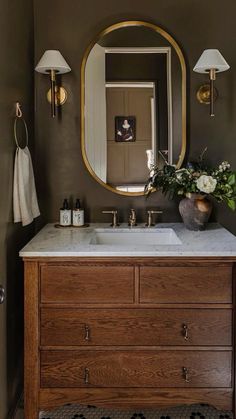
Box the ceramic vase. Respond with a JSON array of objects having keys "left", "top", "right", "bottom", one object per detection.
[{"left": 179, "top": 193, "right": 213, "bottom": 231}]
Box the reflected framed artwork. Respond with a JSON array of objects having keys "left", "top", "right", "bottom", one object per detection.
[{"left": 115, "top": 116, "right": 136, "bottom": 142}]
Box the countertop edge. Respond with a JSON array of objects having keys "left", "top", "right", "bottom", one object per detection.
[
  {"left": 19, "top": 223, "right": 236, "bottom": 259},
  {"left": 20, "top": 251, "right": 236, "bottom": 258}
]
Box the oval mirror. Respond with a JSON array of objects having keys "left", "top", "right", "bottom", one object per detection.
[{"left": 81, "top": 21, "right": 186, "bottom": 196}]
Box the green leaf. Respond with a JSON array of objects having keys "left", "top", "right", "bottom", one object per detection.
[
  {"left": 226, "top": 198, "right": 236, "bottom": 211},
  {"left": 228, "top": 173, "right": 236, "bottom": 186}
]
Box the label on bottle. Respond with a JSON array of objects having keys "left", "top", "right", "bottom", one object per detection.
[
  {"left": 73, "top": 209, "right": 84, "bottom": 226},
  {"left": 60, "top": 209, "right": 71, "bottom": 226}
]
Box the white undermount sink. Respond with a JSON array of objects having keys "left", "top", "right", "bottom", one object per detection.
[{"left": 91, "top": 228, "right": 182, "bottom": 246}]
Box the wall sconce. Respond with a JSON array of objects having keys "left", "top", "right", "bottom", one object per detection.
[
  {"left": 35, "top": 50, "right": 71, "bottom": 118},
  {"left": 193, "top": 49, "right": 230, "bottom": 117}
]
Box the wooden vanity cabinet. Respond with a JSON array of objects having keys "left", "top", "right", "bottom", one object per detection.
[{"left": 24, "top": 257, "right": 236, "bottom": 419}]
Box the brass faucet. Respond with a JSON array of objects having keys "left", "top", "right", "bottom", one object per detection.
[
  {"left": 128, "top": 209, "right": 137, "bottom": 227},
  {"left": 145, "top": 210, "right": 163, "bottom": 227},
  {"left": 102, "top": 210, "right": 119, "bottom": 227}
]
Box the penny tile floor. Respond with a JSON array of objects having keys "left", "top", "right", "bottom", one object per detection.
[{"left": 15, "top": 403, "right": 233, "bottom": 419}]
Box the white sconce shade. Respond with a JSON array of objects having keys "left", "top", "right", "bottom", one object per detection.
[
  {"left": 193, "top": 49, "right": 230, "bottom": 74},
  {"left": 35, "top": 50, "right": 71, "bottom": 74}
]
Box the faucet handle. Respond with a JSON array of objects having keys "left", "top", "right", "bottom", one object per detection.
[
  {"left": 102, "top": 210, "right": 119, "bottom": 228},
  {"left": 146, "top": 210, "right": 163, "bottom": 227}
]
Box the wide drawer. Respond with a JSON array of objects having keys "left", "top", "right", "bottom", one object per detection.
[
  {"left": 140, "top": 266, "right": 232, "bottom": 303},
  {"left": 41, "top": 308, "right": 232, "bottom": 347},
  {"left": 40, "top": 265, "right": 134, "bottom": 304},
  {"left": 41, "top": 350, "right": 232, "bottom": 388}
]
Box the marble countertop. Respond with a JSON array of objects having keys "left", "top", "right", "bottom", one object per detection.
[{"left": 19, "top": 223, "right": 236, "bottom": 257}]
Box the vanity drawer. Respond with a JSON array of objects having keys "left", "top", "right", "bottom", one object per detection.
[
  {"left": 140, "top": 266, "right": 232, "bottom": 303},
  {"left": 40, "top": 265, "right": 134, "bottom": 304},
  {"left": 41, "top": 308, "right": 232, "bottom": 347},
  {"left": 41, "top": 350, "right": 232, "bottom": 388}
]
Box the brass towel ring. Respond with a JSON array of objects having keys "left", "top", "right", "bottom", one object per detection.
[{"left": 14, "top": 102, "right": 28, "bottom": 149}]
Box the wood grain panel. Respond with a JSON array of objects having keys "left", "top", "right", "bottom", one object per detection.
[
  {"left": 39, "top": 388, "right": 233, "bottom": 411},
  {"left": 41, "top": 308, "right": 232, "bottom": 347},
  {"left": 232, "top": 263, "right": 236, "bottom": 414},
  {"left": 41, "top": 350, "right": 232, "bottom": 388},
  {"left": 24, "top": 261, "right": 40, "bottom": 419},
  {"left": 40, "top": 265, "right": 134, "bottom": 303},
  {"left": 140, "top": 266, "right": 232, "bottom": 303}
]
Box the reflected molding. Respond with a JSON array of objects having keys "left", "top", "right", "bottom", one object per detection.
[{"left": 81, "top": 20, "right": 187, "bottom": 196}]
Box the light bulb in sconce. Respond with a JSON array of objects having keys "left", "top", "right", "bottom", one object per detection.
[
  {"left": 35, "top": 50, "right": 71, "bottom": 118},
  {"left": 193, "top": 49, "right": 230, "bottom": 117}
]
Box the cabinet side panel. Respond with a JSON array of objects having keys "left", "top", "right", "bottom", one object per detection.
[
  {"left": 24, "top": 261, "right": 39, "bottom": 419},
  {"left": 233, "top": 264, "right": 236, "bottom": 417}
]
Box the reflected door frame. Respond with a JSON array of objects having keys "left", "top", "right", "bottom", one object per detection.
[
  {"left": 106, "top": 81, "right": 156, "bottom": 192},
  {"left": 105, "top": 47, "right": 172, "bottom": 164}
]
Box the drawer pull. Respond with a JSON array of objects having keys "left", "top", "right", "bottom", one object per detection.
[
  {"left": 84, "top": 325, "right": 90, "bottom": 341},
  {"left": 84, "top": 367, "right": 89, "bottom": 385},
  {"left": 183, "top": 367, "right": 190, "bottom": 383},
  {"left": 183, "top": 324, "right": 189, "bottom": 341}
]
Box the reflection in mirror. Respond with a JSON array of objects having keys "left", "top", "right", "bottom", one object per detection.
[
  {"left": 82, "top": 22, "right": 186, "bottom": 196},
  {"left": 106, "top": 81, "right": 156, "bottom": 193}
]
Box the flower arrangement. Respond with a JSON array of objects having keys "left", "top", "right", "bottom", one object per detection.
[{"left": 146, "top": 150, "right": 236, "bottom": 211}]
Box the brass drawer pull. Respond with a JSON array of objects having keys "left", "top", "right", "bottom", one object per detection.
[
  {"left": 84, "top": 367, "right": 90, "bottom": 385},
  {"left": 183, "top": 367, "right": 190, "bottom": 383},
  {"left": 84, "top": 324, "right": 90, "bottom": 341},
  {"left": 183, "top": 324, "right": 189, "bottom": 341}
]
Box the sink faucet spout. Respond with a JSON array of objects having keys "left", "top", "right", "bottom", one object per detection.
[{"left": 128, "top": 209, "right": 137, "bottom": 228}]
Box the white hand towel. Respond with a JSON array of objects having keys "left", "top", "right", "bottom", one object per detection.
[{"left": 13, "top": 146, "right": 40, "bottom": 226}]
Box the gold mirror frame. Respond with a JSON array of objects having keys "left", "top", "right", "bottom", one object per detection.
[{"left": 81, "top": 20, "right": 187, "bottom": 196}]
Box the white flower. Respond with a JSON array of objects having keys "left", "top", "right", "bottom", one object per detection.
[
  {"left": 219, "top": 161, "right": 231, "bottom": 172},
  {"left": 196, "top": 175, "right": 217, "bottom": 194}
]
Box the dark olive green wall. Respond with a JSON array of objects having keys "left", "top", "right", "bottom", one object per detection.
[
  {"left": 34, "top": 0, "right": 236, "bottom": 234},
  {"left": 0, "top": 1, "right": 34, "bottom": 417}
]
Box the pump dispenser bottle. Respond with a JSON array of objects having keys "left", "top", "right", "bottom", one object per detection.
[
  {"left": 73, "top": 199, "right": 84, "bottom": 226},
  {"left": 60, "top": 199, "right": 71, "bottom": 226}
]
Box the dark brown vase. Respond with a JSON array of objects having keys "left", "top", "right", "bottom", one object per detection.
[{"left": 179, "top": 193, "right": 213, "bottom": 231}]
